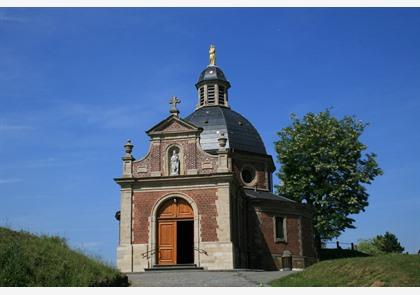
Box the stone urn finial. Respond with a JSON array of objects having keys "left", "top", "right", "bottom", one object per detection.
[
  {"left": 124, "top": 139, "right": 134, "bottom": 156},
  {"left": 217, "top": 131, "right": 227, "bottom": 149}
]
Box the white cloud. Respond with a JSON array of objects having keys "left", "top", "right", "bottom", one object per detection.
[
  {"left": 53, "top": 98, "right": 165, "bottom": 129},
  {"left": 13, "top": 157, "right": 79, "bottom": 169},
  {"left": 0, "top": 124, "right": 33, "bottom": 132},
  {"left": 0, "top": 13, "right": 26, "bottom": 23},
  {"left": 0, "top": 178, "right": 22, "bottom": 184},
  {"left": 0, "top": 157, "right": 84, "bottom": 172}
]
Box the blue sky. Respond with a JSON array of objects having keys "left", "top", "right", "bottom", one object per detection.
[{"left": 1, "top": 8, "right": 419, "bottom": 264}]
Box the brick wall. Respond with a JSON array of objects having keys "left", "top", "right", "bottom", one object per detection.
[
  {"left": 248, "top": 210, "right": 301, "bottom": 257},
  {"left": 133, "top": 139, "right": 218, "bottom": 177},
  {"left": 259, "top": 212, "right": 301, "bottom": 255},
  {"left": 186, "top": 142, "right": 196, "bottom": 170},
  {"left": 247, "top": 201, "right": 316, "bottom": 270},
  {"left": 132, "top": 188, "right": 218, "bottom": 244},
  {"left": 232, "top": 158, "right": 269, "bottom": 190},
  {"left": 150, "top": 144, "right": 160, "bottom": 173}
]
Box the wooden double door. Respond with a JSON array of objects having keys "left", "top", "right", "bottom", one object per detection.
[{"left": 157, "top": 198, "right": 194, "bottom": 265}]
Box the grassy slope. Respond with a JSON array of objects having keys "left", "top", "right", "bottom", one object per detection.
[
  {"left": 270, "top": 254, "right": 420, "bottom": 287},
  {"left": 0, "top": 227, "right": 128, "bottom": 287},
  {"left": 318, "top": 248, "right": 370, "bottom": 261}
]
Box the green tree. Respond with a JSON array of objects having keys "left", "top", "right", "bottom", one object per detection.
[
  {"left": 372, "top": 232, "right": 405, "bottom": 253},
  {"left": 275, "top": 110, "right": 383, "bottom": 249},
  {"left": 357, "top": 232, "right": 405, "bottom": 255},
  {"left": 356, "top": 239, "right": 384, "bottom": 256}
]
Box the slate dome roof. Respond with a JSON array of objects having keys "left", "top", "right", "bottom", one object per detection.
[
  {"left": 184, "top": 106, "right": 267, "bottom": 155},
  {"left": 196, "top": 66, "right": 230, "bottom": 86}
]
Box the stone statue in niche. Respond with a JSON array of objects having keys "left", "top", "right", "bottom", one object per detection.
[{"left": 170, "top": 150, "right": 180, "bottom": 176}]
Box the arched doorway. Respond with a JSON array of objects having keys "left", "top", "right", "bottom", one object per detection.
[{"left": 156, "top": 197, "right": 194, "bottom": 265}]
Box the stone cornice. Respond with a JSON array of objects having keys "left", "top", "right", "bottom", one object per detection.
[
  {"left": 146, "top": 114, "right": 202, "bottom": 137},
  {"left": 114, "top": 172, "right": 234, "bottom": 187}
]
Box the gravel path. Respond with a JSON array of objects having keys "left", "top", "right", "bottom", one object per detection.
[{"left": 127, "top": 270, "right": 295, "bottom": 287}]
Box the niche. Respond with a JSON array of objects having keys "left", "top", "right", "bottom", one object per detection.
[{"left": 167, "top": 145, "right": 182, "bottom": 176}]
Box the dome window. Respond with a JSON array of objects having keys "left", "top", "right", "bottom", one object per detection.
[{"left": 241, "top": 166, "right": 256, "bottom": 185}]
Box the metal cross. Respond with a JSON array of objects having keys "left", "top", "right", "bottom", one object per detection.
[{"left": 169, "top": 96, "right": 181, "bottom": 116}]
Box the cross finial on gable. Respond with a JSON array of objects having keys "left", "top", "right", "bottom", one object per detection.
[{"left": 169, "top": 96, "right": 181, "bottom": 116}]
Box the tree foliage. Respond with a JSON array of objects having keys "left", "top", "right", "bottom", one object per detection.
[
  {"left": 372, "top": 232, "right": 405, "bottom": 253},
  {"left": 275, "top": 110, "right": 383, "bottom": 246},
  {"left": 357, "top": 232, "right": 405, "bottom": 255},
  {"left": 356, "top": 239, "right": 385, "bottom": 256}
]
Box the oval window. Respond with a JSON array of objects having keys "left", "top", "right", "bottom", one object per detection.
[{"left": 241, "top": 166, "right": 256, "bottom": 184}]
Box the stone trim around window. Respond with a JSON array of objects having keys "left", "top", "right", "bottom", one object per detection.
[
  {"left": 273, "top": 215, "right": 287, "bottom": 243},
  {"left": 240, "top": 165, "right": 258, "bottom": 187}
]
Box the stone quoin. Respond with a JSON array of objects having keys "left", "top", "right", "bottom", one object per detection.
[{"left": 114, "top": 46, "right": 317, "bottom": 272}]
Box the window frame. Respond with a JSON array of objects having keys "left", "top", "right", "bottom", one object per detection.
[
  {"left": 240, "top": 165, "right": 257, "bottom": 187},
  {"left": 273, "top": 216, "right": 287, "bottom": 243}
]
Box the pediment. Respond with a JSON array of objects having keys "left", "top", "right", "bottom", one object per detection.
[{"left": 147, "top": 115, "right": 201, "bottom": 135}]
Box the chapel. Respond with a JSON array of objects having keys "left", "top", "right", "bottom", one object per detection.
[{"left": 115, "top": 46, "right": 317, "bottom": 272}]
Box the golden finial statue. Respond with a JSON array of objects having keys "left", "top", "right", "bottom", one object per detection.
[{"left": 209, "top": 44, "right": 216, "bottom": 66}]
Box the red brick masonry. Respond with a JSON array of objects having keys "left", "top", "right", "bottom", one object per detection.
[{"left": 132, "top": 188, "right": 218, "bottom": 244}]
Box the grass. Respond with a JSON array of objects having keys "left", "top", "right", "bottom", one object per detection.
[
  {"left": 270, "top": 254, "right": 420, "bottom": 287},
  {"left": 319, "top": 248, "right": 370, "bottom": 261},
  {"left": 0, "top": 227, "right": 129, "bottom": 287}
]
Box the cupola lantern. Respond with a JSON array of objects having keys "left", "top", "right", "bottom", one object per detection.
[{"left": 195, "top": 45, "right": 231, "bottom": 109}]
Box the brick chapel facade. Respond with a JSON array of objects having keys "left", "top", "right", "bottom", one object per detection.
[{"left": 115, "top": 46, "right": 317, "bottom": 272}]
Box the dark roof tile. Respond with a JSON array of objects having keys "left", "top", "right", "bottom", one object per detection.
[
  {"left": 184, "top": 106, "right": 267, "bottom": 155},
  {"left": 244, "top": 189, "right": 296, "bottom": 203}
]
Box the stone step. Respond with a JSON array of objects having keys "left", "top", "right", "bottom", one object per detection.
[{"left": 145, "top": 264, "right": 204, "bottom": 271}]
